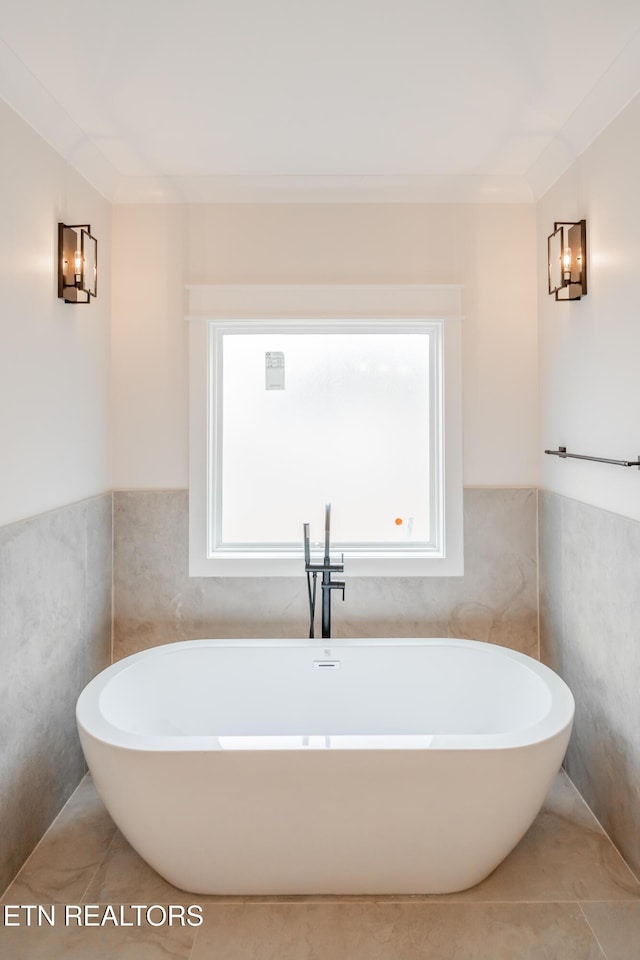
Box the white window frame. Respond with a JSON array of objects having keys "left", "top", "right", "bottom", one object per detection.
[{"left": 188, "top": 285, "right": 463, "bottom": 577}]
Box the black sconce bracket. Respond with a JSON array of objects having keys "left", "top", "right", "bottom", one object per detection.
[
  {"left": 58, "top": 222, "right": 98, "bottom": 304},
  {"left": 547, "top": 219, "right": 587, "bottom": 301}
]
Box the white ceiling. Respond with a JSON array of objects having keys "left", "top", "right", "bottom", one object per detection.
[{"left": 2, "top": 0, "right": 640, "bottom": 203}]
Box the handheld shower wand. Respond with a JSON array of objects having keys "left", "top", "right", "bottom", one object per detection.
[
  {"left": 303, "top": 522, "right": 317, "bottom": 638},
  {"left": 324, "top": 503, "right": 331, "bottom": 565}
]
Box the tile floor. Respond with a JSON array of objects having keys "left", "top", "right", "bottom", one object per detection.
[{"left": 1, "top": 771, "right": 639, "bottom": 959}]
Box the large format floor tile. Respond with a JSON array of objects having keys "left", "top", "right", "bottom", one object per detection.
[
  {"left": 0, "top": 912, "right": 196, "bottom": 960},
  {"left": 192, "top": 902, "right": 606, "bottom": 960},
  {"left": 580, "top": 902, "right": 640, "bottom": 960},
  {"left": 83, "top": 831, "right": 198, "bottom": 907},
  {"left": 0, "top": 778, "right": 116, "bottom": 907},
  {"left": 450, "top": 773, "right": 640, "bottom": 902},
  {"left": 2, "top": 770, "right": 639, "bottom": 959},
  {"left": 74, "top": 771, "right": 640, "bottom": 906}
]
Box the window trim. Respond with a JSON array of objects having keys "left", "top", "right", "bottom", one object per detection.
[{"left": 188, "top": 286, "right": 463, "bottom": 577}]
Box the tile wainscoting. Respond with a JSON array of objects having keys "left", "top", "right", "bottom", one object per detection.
[
  {"left": 112, "top": 487, "right": 538, "bottom": 660},
  {"left": 539, "top": 490, "right": 640, "bottom": 880},
  {"left": 0, "top": 494, "right": 112, "bottom": 896},
  {"left": 5, "top": 483, "right": 640, "bottom": 926}
]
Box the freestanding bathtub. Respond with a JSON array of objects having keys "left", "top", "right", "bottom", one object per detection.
[{"left": 76, "top": 638, "right": 574, "bottom": 895}]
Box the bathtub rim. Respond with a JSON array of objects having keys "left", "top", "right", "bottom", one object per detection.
[{"left": 76, "top": 637, "right": 574, "bottom": 754}]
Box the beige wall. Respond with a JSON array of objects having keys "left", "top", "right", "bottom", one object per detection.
[
  {"left": 538, "top": 92, "right": 640, "bottom": 522},
  {"left": 0, "top": 99, "right": 112, "bottom": 894},
  {"left": 111, "top": 202, "right": 538, "bottom": 489},
  {"left": 0, "top": 99, "right": 111, "bottom": 527},
  {"left": 537, "top": 92, "right": 640, "bottom": 876}
]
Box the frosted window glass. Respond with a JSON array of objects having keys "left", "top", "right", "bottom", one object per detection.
[{"left": 213, "top": 328, "right": 439, "bottom": 552}]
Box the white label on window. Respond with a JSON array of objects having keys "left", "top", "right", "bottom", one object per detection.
[{"left": 265, "top": 351, "right": 285, "bottom": 390}]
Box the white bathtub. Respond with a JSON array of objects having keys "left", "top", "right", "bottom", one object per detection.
[{"left": 76, "top": 638, "right": 574, "bottom": 895}]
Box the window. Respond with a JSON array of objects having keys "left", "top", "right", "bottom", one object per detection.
[{"left": 189, "top": 289, "right": 463, "bottom": 576}]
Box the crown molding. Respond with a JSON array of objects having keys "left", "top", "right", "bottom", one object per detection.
[
  {"left": 0, "top": 37, "right": 120, "bottom": 199},
  {"left": 111, "top": 174, "right": 534, "bottom": 204},
  {"left": 526, "top": 28, "right": 640, "bottom": 200},
  {"left": 2, "top": 26, "right": 639, "bottom": 206}
]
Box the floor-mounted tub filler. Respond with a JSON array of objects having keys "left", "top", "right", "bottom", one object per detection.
[{"left": 76, "top": 638, "right": 574, "bottom": 895}]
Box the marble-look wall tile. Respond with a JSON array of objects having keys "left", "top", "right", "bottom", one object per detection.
[
  {"left": 538, "top": 491, "right": 564, "bottom": 676},
  {"left": 84, "top": 495, "right": 113, "bottom": 681},
  {"left": 113, "top": 488, "right": 538, "bottom": 659},
  {"left": 448, "top": 488, "right": 538, "bottom": 656},
  {"left": 539, "top": 490, "right": 640, "bottom": 879},
  {"left": 0, "top": 494, "right": 112, "bottom": 896}
]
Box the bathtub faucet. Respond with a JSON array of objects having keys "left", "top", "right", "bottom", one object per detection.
[{"left": 303, "top": 504, "right": 345, "bottom": 639}]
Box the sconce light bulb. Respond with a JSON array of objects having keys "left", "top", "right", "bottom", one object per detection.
[{"left": 74, "top": 251, "right": 84, "bottom": 287}]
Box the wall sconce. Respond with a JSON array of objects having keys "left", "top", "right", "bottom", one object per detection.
[
  {"left": 58, "top": 223, "right": 97, "bottom": 303},
  {"left": 548, "top": 220, "right": 587, "bottom": 301}
]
